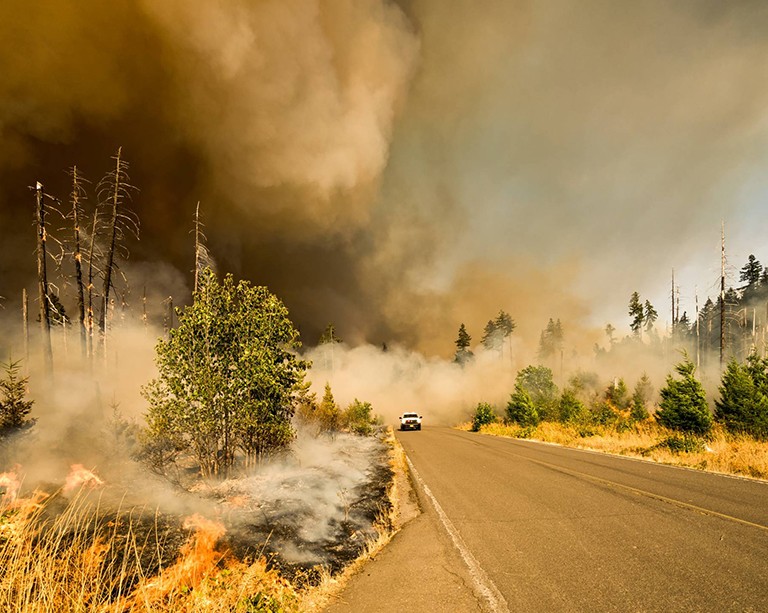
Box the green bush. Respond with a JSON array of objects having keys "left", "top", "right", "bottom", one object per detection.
[
  {"left": 630, "top": 373, "right": 653, "bottom": 421},
  {"left": 514, "top": 425, "right": 537, "bottom": 439},
  {"left": 515, "top": 365, "right": 559, "bottom": 421},
  {"left": 589, "top": 400, "right": 619, "bottom": 426},
  {"left": 506, "top": 384, "right": 540, "bottom": 427},
  {"left": 656, "top": 354, "right": 712, "bottom": 436},
  {"left": 471, "top": 402, "right": 496, "bottom": 432},
  {"left": 604, "top": 378, "right": 630, "bottom": 410},
  {"left": 715, "top": 355, "right": 768, "bottom": 440},
  {"left": 343, "top": 399, "right": 376, "bottom": 436},
  {"left": 655, "top": 435, "right": 705, "bottom": 454},
  {"left": 558, "top": 389, "right": 586, "bottom": 423}
]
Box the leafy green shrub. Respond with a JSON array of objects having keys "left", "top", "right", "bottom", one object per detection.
[
  {"left": 515, "top": 365, "right": 559, "bottom": 421},
  {"left": 656, "top": 355, "right": 712, "bottom": 435},
  {"left": 343, "top": 399, "right": 375, "bottom": 436},
  {"left": 471, "top": 402, "right": 496, "bottom": 432},
  {"left": 506, "top": 384, "right": 540, "bottom": 427},
  {"left": 514, "top": 425, "right": 537, "bottom": 439}
]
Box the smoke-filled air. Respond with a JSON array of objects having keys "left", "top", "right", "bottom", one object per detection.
[{"left": 1, "top": 1, "right": 768, "bottom": 608}]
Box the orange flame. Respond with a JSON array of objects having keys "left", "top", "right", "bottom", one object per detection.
[
  {"left": 63, "top": 464, "right": 104, "bottom": 494},
  {"left": 123, "top": 513, "right": 227, "bottom": 607},
  {"left": 0, "top": 467, "right": 21, "bottom": 503}
]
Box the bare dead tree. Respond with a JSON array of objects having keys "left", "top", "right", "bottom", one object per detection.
[
  {"left": 22, "top": 288, "right": 29, "bottom": 364},
  {"left": 68, "top": 165, "right": 88, "bottom": 356},
  {"left": 720, "top": 221, "right": 726, "bottom": 368},
  {"left": 192, "top": 201, "right": 215, "bottom": 295},
  {"left": 162, "top": 296, "right": 174, "bottom": 336},
  {"left": 142, "top": 285, "right": 147, "bottom": 332},
  {"left": 34, "top": 181, "right": 53, "bottom": 372},
  {"left": 85, "top": 203, "right": 100, "bottom": 358},
  {"left": 96, "top": 147, "right": 139, "bottom": 344}
]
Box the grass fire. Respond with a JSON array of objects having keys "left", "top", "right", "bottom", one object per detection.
[{"left": 3, "top": 2, "right": 768, "bottom": 611}]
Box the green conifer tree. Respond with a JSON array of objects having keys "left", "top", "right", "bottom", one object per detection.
[{"left": 656, "top": 354, "right": 712, "bottom": 435}]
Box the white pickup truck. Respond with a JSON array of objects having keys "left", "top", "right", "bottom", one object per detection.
[{"left": 399, "top": 412, "right": 422, "bottom": 431}]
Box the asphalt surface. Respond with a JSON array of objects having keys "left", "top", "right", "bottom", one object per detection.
[{"left": 329, "top": 427, "right": 768, "bottom": 612}]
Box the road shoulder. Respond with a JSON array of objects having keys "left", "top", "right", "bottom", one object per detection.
[{"left": 324, "top": 439, "right": 483, "bottom": 613}]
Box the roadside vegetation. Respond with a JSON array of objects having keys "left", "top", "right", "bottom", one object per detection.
[{"left": 464, "top": 354, "right": 768, "bottom": 480}]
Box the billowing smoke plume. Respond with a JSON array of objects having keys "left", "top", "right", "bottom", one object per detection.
[{"left": 3, "top": 0, "right": 768, "bottom": 358}]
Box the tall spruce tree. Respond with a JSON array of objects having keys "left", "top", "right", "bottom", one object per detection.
[
  {"left": 643, "top": 300, "right": 658, "bottom": 332},
  {"left": 628, "top": 292, "right": 644, "bottom": 336},
  {"left": 454, "top": 323, "right": 474, "bottom": 365}
]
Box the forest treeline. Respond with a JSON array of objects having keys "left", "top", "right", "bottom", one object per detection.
[{"left": 472, "top": 349, "right": 767, "bottom": 443}]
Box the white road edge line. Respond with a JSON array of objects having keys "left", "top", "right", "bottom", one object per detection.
[{"left": 406, "top": 456, "right": 510, "bottom": 613}]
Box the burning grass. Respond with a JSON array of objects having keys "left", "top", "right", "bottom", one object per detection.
[
  {"left": 0, "top": 431, "right": 399, "bottom": 612},
  {"left": 463, "top": 421, "right": 768, "bottom": 480}
]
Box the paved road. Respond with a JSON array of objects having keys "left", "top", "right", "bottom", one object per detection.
[{"left": 329, "top": 427, "right": 768, "bottom": 612}]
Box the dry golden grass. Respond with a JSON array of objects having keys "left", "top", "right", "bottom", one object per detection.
[
  {"left": 466, "top": 421, "right": 768, "bottom": 480},
  {"left": 0, "top": 432, "right": 404, "bottom": 613},
  {"left": 0, "top": 486, "right": 302, "bottom": 612}
]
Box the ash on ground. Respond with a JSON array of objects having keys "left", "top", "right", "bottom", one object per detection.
[{"left": 211, "top": 431, "right": 392, "bottom": 580}]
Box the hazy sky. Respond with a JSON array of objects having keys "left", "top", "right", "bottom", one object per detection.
[{"left": 1, "top": 0, "right": 768, "bottom": 356}]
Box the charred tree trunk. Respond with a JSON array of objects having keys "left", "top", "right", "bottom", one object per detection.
[
  {"left": 720, "top": 221, "right": 726, "bottom": 368},
  {"left": 86, "top": 209, "right": 98, "bottom": 359},
  {"left": 35, "top": 181, "right": 53, "bottom": 372},
  {"left": 70, "top": 166, "right": 87, "bottom": 357},
  {"left": 142, "top": 285, "right": 147, "bottom": 331},
  {"left": 99, "top": 147, "right": 123, "bottom": 336},
  {"left": 22, "top": 288, "right": 29, "bottom": 365},
  {"left": 194, "top": 201, "right": 201, "bottom": 295}
]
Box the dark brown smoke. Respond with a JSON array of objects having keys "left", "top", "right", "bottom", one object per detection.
[{"left": 3, "top": 0, "right": 768, "bottom": 357}]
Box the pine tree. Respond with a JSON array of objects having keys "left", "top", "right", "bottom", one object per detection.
[
  {"left": 628, "top": 292, "right": 644, "bottom": 336},
  {"left": 558, "top": 388, "right": 586, "bottom": 423},
  {"left": 495, "top": 310, "right": 516, "bottom": 338},
  {"left": 0, "top": 360, "right": 35, "bottom": 435},
  {"left": 318, "top": 383, "right": 341, "bottom": 434},
  {"left": 538, "top": 318, "right": 564, "bottom": 361},
  {"left": 506, "top": 383, "right": 539, "bottom": 427},
  {"left": 482, "top": 310, "right": 516, "bottom": 352},
  {"left": 605, "top": 378, "right": 630, "bottom": 410},
  {"left": 715, "top": 354, "right": 768, "bottom": 439},
  {"left": 319, "top": 323, "right": 342, "bottom": 345},
  {"left": 481, "top": 319, "right": 498, "bottom": 350},
  {"left": 656, "top": 354, "right": 712, "bottom": 435},
  {"left": 739, "top": 254, "right": 763, "bottom": 288},
  {"left": 630, "top": 373, "right": 654, "bottom": 421},
  {"left": 454, "top": 323, "right": 474, "bottom": 365},
  {"left": 604, "top": 323, "right": 616, "bottom": 346},
  {"left": 643, "top": 300, "right": 658, "bottom": 332}
]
